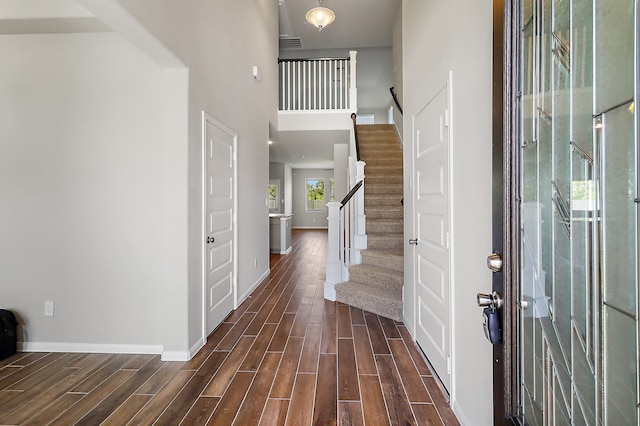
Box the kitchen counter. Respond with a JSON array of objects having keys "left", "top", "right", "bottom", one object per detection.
[{"left": 269, "top": 214, "right": 292, "bottom": 254}]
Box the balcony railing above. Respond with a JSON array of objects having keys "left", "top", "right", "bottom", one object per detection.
[{"left": 279, "top": 51, "right": 357, "bottom": 112}]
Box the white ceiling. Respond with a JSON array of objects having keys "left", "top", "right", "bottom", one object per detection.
[
  {"left": 269, "top": 129, "right": 350, "bottom": 169},
  {"left": 278, "top": 0, "right": 400, "bottom": 50},
  {"left": 275, "top": 0, "right": 400, "bottom": 169}
]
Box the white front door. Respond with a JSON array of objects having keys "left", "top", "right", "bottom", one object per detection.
[
  {"left": 203, "top": 113, "right": 237, "bottom": 337},
  {"left": 412, "top": 79, "right": 451, "bottom": 391}
]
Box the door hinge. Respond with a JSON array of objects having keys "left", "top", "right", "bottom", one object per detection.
[
  {"left": 447, "top": 356, "right": 451, "bottom": 374},
  {"left": 445, "top": 232, "right": 450, "bottom": 249},
  {"left": 444, "top": 109, "right": 450, "bottom": 127}
]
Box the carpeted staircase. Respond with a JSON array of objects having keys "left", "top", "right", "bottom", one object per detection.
[{"left": 335, "top": 124, "right": 404, "bottom": 321}]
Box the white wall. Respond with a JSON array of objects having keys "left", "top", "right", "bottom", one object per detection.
[
  {"left": 94, "top": 0, "right": 279, "bottom": 354},
  {"left": 291, "top": 169, "right": 334, "bottom": 228},
  {"left": 0, "top": 32, "right": 169, "bottom": 351},
  {"left": 333, "top": 144, "right": 349, "bottom": 201},
  {"left": 1, "top": 0, "right": 278, "bottom": 359},
  {"left": 392, "top": 7, "right": 403, "bottom": 137},
  {"left": 403, "top": 1, "right": 494, "bottom": 424},
  {"left": 284, "top": 164, "right": 293, "bottom": 215}
]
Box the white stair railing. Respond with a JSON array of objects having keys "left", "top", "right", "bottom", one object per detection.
[
  {"left": 279, "top": 51, "right": 357, "bottom": 111},
  {"left": 324, "top": 160, "right": 367, "bottom": 301}
]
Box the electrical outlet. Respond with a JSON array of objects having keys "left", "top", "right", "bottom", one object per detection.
[{"left": 44, "top": 301, "right": 54, "bottom": 317}]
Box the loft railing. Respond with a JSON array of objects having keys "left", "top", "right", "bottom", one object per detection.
[
  {"left": 324, "top": 118, "right": 367, "bottom": 301},
  {"left": 279, "top": 51, "right": 357, "bottom": 111}
]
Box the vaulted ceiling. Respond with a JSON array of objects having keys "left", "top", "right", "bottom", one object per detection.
[
  {"left": 273, "top": 0, "right": 401, "bottom": 168},
  {"left": 278, "top": 0, "right": 400, "bottom": 50}
]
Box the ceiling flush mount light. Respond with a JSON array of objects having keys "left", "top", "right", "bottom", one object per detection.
[{"left": 306, "top": 0, "right": 335, "bottom": 31}]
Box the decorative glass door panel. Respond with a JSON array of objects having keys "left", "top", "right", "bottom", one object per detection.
[{"left": 516, "top": 0, "right": 639, "bottom": 424}]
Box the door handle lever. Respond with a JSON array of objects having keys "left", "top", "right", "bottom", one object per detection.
[{"left": 409, "top": 238, "right": 418, "bottom": 245}]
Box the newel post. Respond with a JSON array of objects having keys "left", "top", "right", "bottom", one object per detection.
[
  {"left": 353, "top": 161, "right": 367, "bottom": 251},
  {"left": 349, "top": 50, "right": 358, "bottom": 111},
  {"left": 325, "top": 201, "right": 342, "bottom": 301}
]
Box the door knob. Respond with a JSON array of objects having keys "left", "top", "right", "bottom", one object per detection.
[
  {"left": 486, "top": 252, "right": 502, "bottom": 272},
  {"left": 476, "top": 291, "right": 503, "bottom": 310},
  {"left": 206, "top": 236, "right": 215, "bottom": 244},
  {"left": 409, "top": 238, "right": 418, "bottom": 245}
]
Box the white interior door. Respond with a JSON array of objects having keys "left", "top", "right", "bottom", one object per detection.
[
  {"left": 412, "top": 80, "right": 451, "bottom": 391},
  {"left": 203, "top": 113, "right": 237, "bottom": 337}
]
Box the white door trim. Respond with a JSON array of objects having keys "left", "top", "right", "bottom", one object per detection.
[{"left": 201, "top": 111, "right": 238, "bottom": 344}]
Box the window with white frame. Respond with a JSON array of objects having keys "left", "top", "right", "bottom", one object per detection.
[
  {"left": 305, "top": 178, "right": 325, "bottom": 211},
  {"left": 268, "top": 179, "right": 280, "bottom": 213}
]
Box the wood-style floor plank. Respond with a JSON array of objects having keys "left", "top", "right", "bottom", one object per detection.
[
  {"left": 269, "top": 337, "right": 304, "bottom": 399},
  {"left": 126, "top": 369, "right": 195, "bottom": 424},
  {"left": 203, "top": 336, "right": 255, "bottom": 396},
  {"left": 353, "top": 325, "right": 377, "bottom": 375},
  {"left": 412, "top": 403, "right": 446, "bottom": 425},
  {"left": 260, "top": 399, "right": 290, "bottom": 425},
  {"left": 313, "top": 354, "right": 338, "bottom": 425},
  {"left": 337, "top": 339, "right": 360, "bottom": 401},
  {"left": 375, "top": 354, "right": 417, "bottom": 425},
  {"left": 320, "top": 301, "right": 337, "bottom": 354},
  {"left": 360, "top": 374, "right": 391, "bottom": 425},
  {"left": 100, "top": 394, "right": 152, "bottom": 426},
  {"left": 234, "top": 352, "right": 281, "bottom": 425},
  {"left": 365, "top": 314, "right": 391, "bottom": 355},
  {"left": 338, "top": 401, "right": 365, "bottom": 426},
  {"left": 0, "top": 230, "right": 459, "bottom": 426},
  {"left": 285, "top": 373, "right": 316, "bottom": 426},
  {"left": 398, "top": 325, "right": 433, "bottom": 376},
  {"left": 388, "top": 339, "right": 432, "bottom": 403},
  {"left": 207, "top": 371, "right": 254, "bottom": 425},
  {"left": 268, "top": 313, "right": 295, "bottom": 352},
  {"left": 298, "top": 324, "right": 322, "bottom": 373},
  {"left": 180, "top": 396, "right": 220, "bottom": 425},
  {"left": 337, "top": 304, "right": 353, "bottom": 338}
]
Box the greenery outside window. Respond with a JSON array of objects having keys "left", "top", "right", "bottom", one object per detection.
[
  {"left": 306, "top": 178, "right": 325, "bottom": 211},
  {"left": 329, "top": 179, "right": 336, "bottom": 202},
  {"left": 268, "top": 179, "right": 280, "bottom": 213}
]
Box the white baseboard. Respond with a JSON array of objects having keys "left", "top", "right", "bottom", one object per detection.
[
  {"left": 161, "top": 350, "right": 191, "bottom": 362},
  {"left": 19, "top": 341, "right": 163, "bottom": 355},
  {"left": 237, "top": 268, "right": 270, "bottom": 307},
  {"left": 280, "top": 246, "right": 292, "bottom": 255},
  {"left": 291, "top": 226, "right": 328, "bottom": 230}
]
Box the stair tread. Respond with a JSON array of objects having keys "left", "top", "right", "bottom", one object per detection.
[{"left": 335, "top": 282, "right": 403, "bottom": 321}]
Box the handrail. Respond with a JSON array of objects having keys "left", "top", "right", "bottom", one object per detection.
[
  {"left": 390, "top": 87, "right": 403, "bottom": 115},
  {"left": 278, "top": 57, "right": 349, "bottom": 63},
  {"left": 351, "top": 112, "right": 360, "bottom": 160},
  {"left": 340, "top": 180, "right": 363, "bottom": 210}
]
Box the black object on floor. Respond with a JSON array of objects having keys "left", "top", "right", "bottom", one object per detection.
[{"left": 0, "top": 309, "right": 18, "bottom": 361}]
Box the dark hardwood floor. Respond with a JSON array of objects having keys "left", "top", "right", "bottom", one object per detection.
[{"left": 0, "top": 229, "right": 459, "bottom": 425}]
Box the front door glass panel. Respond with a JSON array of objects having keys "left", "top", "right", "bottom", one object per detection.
[{"left": 516, "top": 0, "right": 639, "bottom": 424}]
